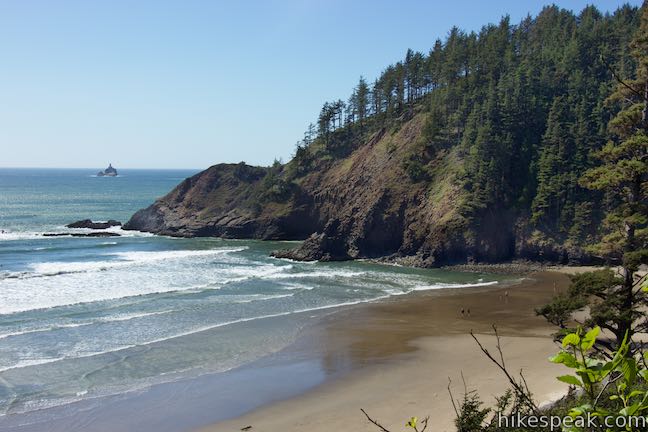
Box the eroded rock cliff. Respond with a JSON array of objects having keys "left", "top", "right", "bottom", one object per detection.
[{"left": 124, "top": 113, "right": 592, "bottom": 266}]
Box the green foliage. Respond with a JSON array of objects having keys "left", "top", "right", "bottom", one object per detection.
[
  {"left": 401, "top": 153, "right": 429, "bottom": 182},
  {"left": 531, "top": 96, "right": 577, "bottom": 229},
  {"left": 259, "top": 160, "right": 294, "bottom": 202},
  {"left": 443, "top": 327, "right": 648, "bottom": 432},
  {"left": 538, "top": 5, "right": 647, "bottom": 359},
  {"left": 449, "top": 380, "right": 542, "bottom": 432},
  {"left": 420, "top": 106, "right": 446, "bottom": 153},
  {"left": 288, "top": 144, "right": 314, "bottom": 178},
  {"left": 233, "top": 162, "right": 265, "bottom": 182},
  {"left": 577, "top": 6, "right": 648, "bottom": 265},
  {"left": 536, "top": 269, "right": 647, "bottom": 349},
  {"left": 549, "top": 327, "right": 648, "bottom": 431},
  {"left": 454, "top": 390, "right": 491, "bottom": 432},
  {"left": 287, "top": 4, "right": 641, "bottom": 250},
  {"left": 535, "top": 293, "right": 587, "bottom": 328},
  {"left": 362, "top": 7, "right": 647, "bottom": 431}
]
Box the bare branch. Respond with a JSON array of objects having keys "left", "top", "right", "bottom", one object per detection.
[
  {"left": 601, "top": 54, "right": 643, "bottom": 99},
  {"left": 419, "top": 416, "right": 430, "bottom": 432},
  {"left": 460, "top": 371, "right": 468, "bottom": 396},
  {"left": 632, "top": 273, "right": 647, "bottom": 296},
  {"left": 593, "top": 372, "right": 623, "bottom": 408},
  {"left": 520, "top": 369, "right": 533, "bottom": 397},
  {"left": 470, "top": 327, "right": 540, "bottom": 415},
  {"left": 494, "top": 325, "right": 507, "bottom": 371},
  {"left": 447, "top": 378, "right": 462, "bottom": 425},
  {"left": 591, "top": 343, "right": 614, "bottom": 360},
  {"left": 360, "top": 409, "right": 392, "bottom": 432}
]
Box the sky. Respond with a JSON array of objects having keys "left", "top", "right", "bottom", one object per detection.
[{"left": 0, "top": 0, "right": 642, "bottom": 169}]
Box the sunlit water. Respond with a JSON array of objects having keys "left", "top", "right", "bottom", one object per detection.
[{"left": 0, "top": 168, "right": 502, "bottom": 418}]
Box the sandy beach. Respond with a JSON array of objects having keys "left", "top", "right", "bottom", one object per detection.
[
  {"left": 0, "top": 270, "right": 576, "bottom": 432},
  {"left": 200, "top": 271, "right": 574, "bottom": 432}
]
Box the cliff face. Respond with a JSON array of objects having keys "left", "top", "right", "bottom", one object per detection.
[
  {"left": 124, "top": 164, "right": 318, "bottom": 239},
  {"left": 124, "top": 113, "right": 591, "bottom": 267}
]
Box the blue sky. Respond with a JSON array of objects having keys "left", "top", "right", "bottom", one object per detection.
[{"left": 0, "top": 0, "right": 641, "bottom": 169}]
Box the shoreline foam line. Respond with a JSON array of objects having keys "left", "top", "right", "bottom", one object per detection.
[
  {"left": 0, "top": 311, "right": 175, "bottom": 340},
  {"left": 0, "top": 279, "right": 505, "bottom": 373}
]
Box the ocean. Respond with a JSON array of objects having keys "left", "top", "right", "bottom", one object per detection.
[{"left": 0, "top": 168, "right": 502, "bottom": 427}]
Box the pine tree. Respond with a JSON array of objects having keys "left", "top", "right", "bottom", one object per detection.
[
  {"left": 580, "top": 5, "right": 648, "bottom": 272},
  {"left": 539, "top": 6, "right": 648, "bottom": 349},
  {"left": 532, "top": 97, "right": 574, "bottom": 228},
  {"left": 350, "top": 76, "right": 370, "bottom": 130}
]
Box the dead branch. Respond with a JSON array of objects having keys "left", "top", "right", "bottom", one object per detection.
[
  {"left": 601, "top": 54, "right": 643, "bottom": 99},
  {"left": 470, "top": 325, "right": 540, "bottom": 415},
  {"left": 361, "top": 408, "right": 428, "bottom": 432},
  {"left": 593, "top": 372, "right": 623, "bottom": 408},
  {"left": 460, "top": 371, "right": 468, "bottom": 396},
  {"left": 361, "top": 409, "right": 392, "bottom": 432},
  {"left": 519, "top": 370, "right": 533, "bottom": 397},
  {"left": 448, "top": 377, "right": 461, "bottom": 423}
]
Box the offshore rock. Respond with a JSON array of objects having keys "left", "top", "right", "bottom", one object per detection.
[{"left": 66, "top": 219, "right": 122, "bottom": 229}]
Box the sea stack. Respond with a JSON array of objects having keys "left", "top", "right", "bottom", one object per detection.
[{"left": 97, "top": 164, "right": 118, "bottom": 177}]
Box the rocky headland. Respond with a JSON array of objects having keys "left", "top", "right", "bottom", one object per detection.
[
  {"left": 122, "top": 6, "right": 640, "bottom": 268},
  {"left": 123, "top": 115, "right": 598, "bottom": 268}
]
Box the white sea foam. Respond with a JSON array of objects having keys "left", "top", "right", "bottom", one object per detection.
[
  {"left": 215, "top": 263, "right": 293, "bottom": 281},
  {"left": 0, "top": 357, "right": 67, "bottom": 373},
  {"left": 278, "top": 282, "right": 315, "bottom": 290},
  {"left": 0, "top": 231, "right": 44, "bottom": 241},
  {"left": 118, "top": 297, "right": 392, "bottom": 350},
  {"left": 0, "top": 271, "right": 31, "bottom": 280},
  {"left": 229, "top": 293, "right": 295, "bottom": 303},
  {"left": 96, "top": 310, "right": 173, "bottom": 322},
  {"left": 0, "top": 299, "right": 367, "bottom": 373},
  {"left": 114, "top": 247, "right": 248, "bottom": 263},
  {"left": 272, "top": 256, "right": 318, "bottom": 264},
  {"left": 0, "top": 323, "right": 91, "bottom": 340},
  {"left": 411, "top": 280, "right": 498, "bottom": 291},
  {"left": 26, "top": 247, "right": 248, "bottom": 277},
  {"left": 264, "top": 269, "right": 366, "bottom": 280},
  {"left": 0, "top": 311, "right": 173, "bottom": 340},
  {"left": 0, "top": 247, "right": 254, "bottom": 314},
  {"left": 0, "top": 344, "right": 139, "bottom": 373},
  {"left": 0, "top": 226, "right": 155, "bottom": 242}
]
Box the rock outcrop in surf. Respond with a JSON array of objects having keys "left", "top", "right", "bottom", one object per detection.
[
  {"left": 43, "top": 232, "right": 121, "bottom": 237},
  {"left": 97, "top": 164, "right": 118, "bottom": 177},
  {"left": 66, "top": 219, "right": 122, "bottom": 229}
]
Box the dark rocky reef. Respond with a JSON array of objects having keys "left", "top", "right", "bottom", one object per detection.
[
  {"left": 44, "top": 232, "right": 121, "bottom": 237},
  {"left": 66, "top": 219, "right": 122, "bottom": 229}
]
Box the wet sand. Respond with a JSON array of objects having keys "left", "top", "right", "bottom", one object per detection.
[
  {"left": 200, "top": 271, "right": 572, "bottom": 432},
  {"left": 1, "top": 271, "right": 573, "bottom": 432}
]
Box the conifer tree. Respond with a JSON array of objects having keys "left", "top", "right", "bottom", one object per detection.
[
  {"left": 538, "top": 6, "right": 648, "bottom": 348},
  {"left": 532, "top": 97, "right": 575, "bottom": 228}
]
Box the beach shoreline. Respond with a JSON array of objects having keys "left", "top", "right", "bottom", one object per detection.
[
  {"left": 198, "top": 270, "right": 574, "bottom": 432},
  {"left": 0, "top": 269, "right": 576, "bottom": 432}
]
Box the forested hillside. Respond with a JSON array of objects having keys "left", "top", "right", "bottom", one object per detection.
[{"left": 125, "top": 4, "right": 644, "bottom": 267}]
